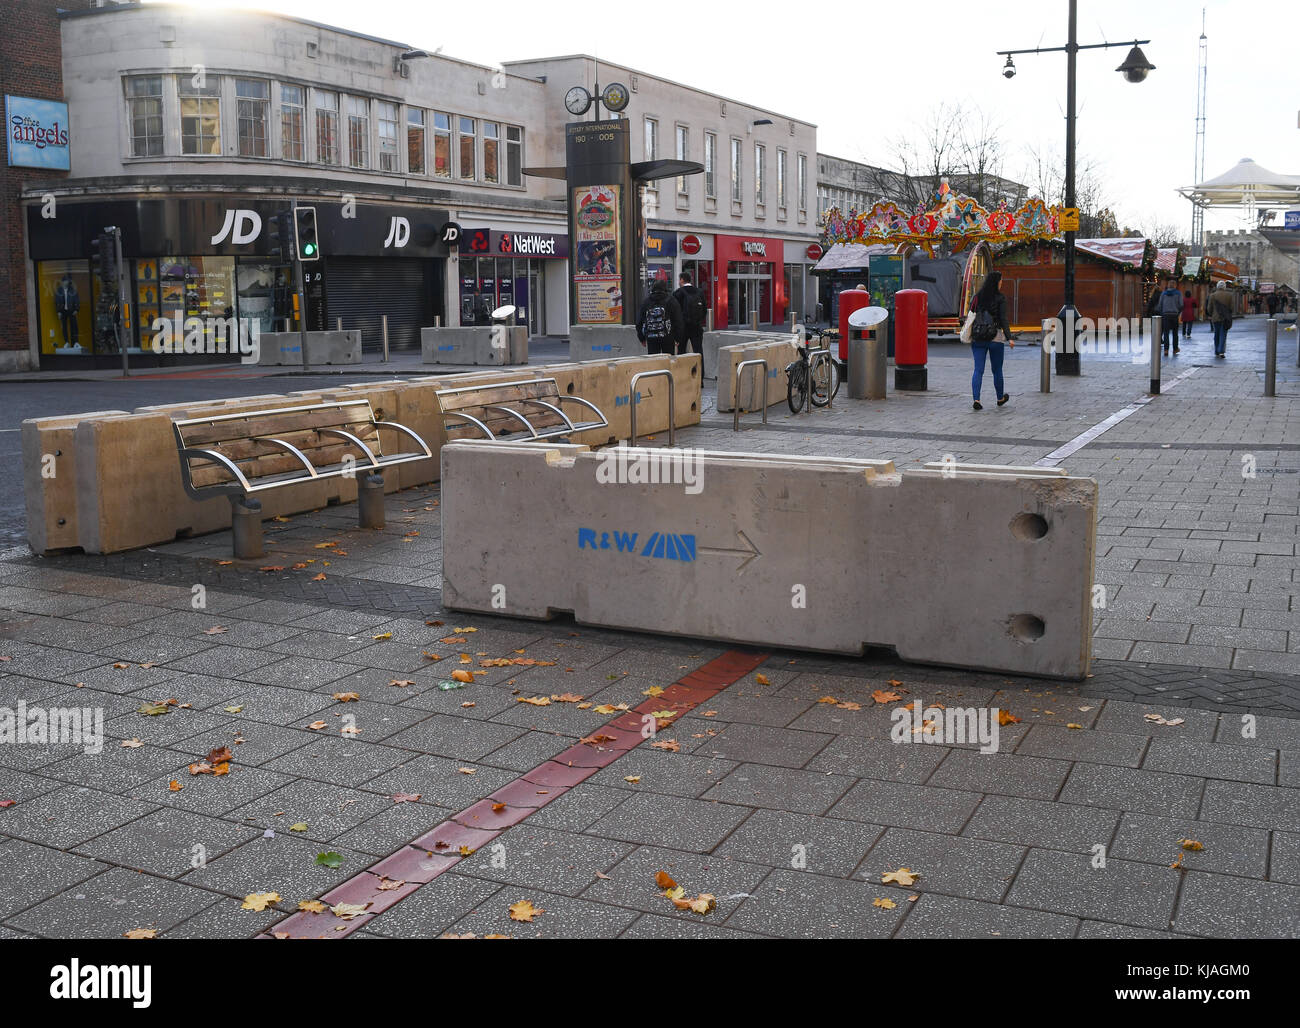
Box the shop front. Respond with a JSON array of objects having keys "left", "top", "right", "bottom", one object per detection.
[
  {"left": 25, "top": 196, "right": 454, "bottom": 367},
  {"left": 459, "top": 226, "right": 568, "bottom": 336},
  {"left": 714, "top": 234, "right": 786, "bottom": 327}
]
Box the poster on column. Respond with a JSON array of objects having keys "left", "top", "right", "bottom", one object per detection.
[{"left": 572, "top": 184, "right": 622, "bottom": 324}]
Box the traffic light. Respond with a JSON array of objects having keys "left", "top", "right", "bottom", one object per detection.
[
  {"left": 266, "top": 209, "right": 292, "bottom": 262},
  {"left": 293, "top": 206, "right": 320, "bottom": 261},
  {"left": 90, "top": 231, "right": 112, "bottom": 285}
]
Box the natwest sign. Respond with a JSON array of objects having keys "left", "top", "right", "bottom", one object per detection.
[{"left": 465, "top": 227, "right": 569, "bottom": 260}]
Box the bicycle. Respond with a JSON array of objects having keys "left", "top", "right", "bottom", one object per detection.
[{"left": 785, "top": 328, "right": 842, "bottom": 413}]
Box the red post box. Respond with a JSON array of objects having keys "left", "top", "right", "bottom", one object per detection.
[
  {"left": 836, "top": 288, "right": 871, "bottom": 361},
  {"left": 893, "top": 288, "right": 928, "bottom": 390}
]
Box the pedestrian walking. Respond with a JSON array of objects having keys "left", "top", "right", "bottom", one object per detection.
[
  {"left": 636, "top": 278, "right": 683, "bottom": 355},
  {"left": 1181, "top": 290, "right": 1197, "bottom": 339},
  {"left": 1155, "top": 278, "right": 1183, "bottom": 355},
  {"left": 1266, "top": 291, "right": 1278, "bottom": 317},
  {"left": 967, "top": 270, "right": 1013, "bottom": 411},
  {"left": 672, "top": 273, "right": 707, "bottom": 356},
  {"left": 1208, "top": 282, "right": 1233, "bottom": 358}
]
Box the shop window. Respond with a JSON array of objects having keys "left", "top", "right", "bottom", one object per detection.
[
  {"left": 433, "top": 113, "right": 451, "bottom": 177},
  {"left": 407, "top": 108, "right": 426, "bottom": 175},
  {"left": 704, "top": 132, "right": 717, "bottom": 198},
  {"left": 134, "top": 258, "right": 161, "bottom": 350},
  {"left": 347, "top": 96, "right": 369, "bottom": 169},
  {"left": 281, "top": 84, "right": 305, "bottom": 161},
  {"left": 458, "top": 116, "right": 475, "bottom": 179},
  {"left": 315, "top": 90, "right": 339, "bottom": 165},
  {"left": 377, "top": 101, "right": 399, "bottom": 172},
  {"left": 483, "top": 121, "right": 500, "bottom": 184},
  {"left": 125, "top": 76, "right": 163, "bottom": 157},
  {"left": 179, "top": 75, "right": 221, "bottom": 155},
  {"left": 37, "top": 260, "right": 93, "bottom": 354},
  {"left": 505, "top": 126, "right": 522, "bottom": 186},
  {"left": 236, "top": 78, "right": 269, "bottom": 157}
]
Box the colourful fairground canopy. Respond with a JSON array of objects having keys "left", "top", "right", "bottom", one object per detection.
[{"left": 820, "top": 180, "right": 1067, "bottom": 255}]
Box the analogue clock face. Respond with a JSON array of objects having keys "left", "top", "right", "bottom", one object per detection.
[
  {"left": 564, "top": 86, "right": 592, "bottom": 116},
  {"left": 601, "top": 82, "right": 630, "bottom": 112}
]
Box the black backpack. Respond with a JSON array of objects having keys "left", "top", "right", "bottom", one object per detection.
[
  {"left": 972, "top": 306, "right": 998, "bottom": 343},
  {"left": 684, "top": 289, "right": 706, "bottom": 327},
  {"left": 643, "top": 302, "right": 670, "bottom": 341}
]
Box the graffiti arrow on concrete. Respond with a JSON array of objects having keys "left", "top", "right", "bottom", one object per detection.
[{"left": 699, "top": 529, "right": 761, "bottom": 573}]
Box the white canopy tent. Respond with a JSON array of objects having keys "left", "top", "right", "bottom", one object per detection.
[{"left": 1179, "top": 157, "right": 1300, "bottom": 227}]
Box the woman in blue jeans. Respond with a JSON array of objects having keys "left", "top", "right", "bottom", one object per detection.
[{"left": 968, "top": 271, "right": 1014, "bottom": 410}]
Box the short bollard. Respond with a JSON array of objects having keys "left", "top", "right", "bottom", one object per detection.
[
  {"left": 1148, "top": 315, "right": 1161, "bottom": 394},
  {"left": 1265, "top": 318, "right": 1277, "bottom": 397},
  {"left": 230, "top": 495, "right": 264, "bottom": 560},
  {"left": 1040, "top": 319, "right": 1052, "bottom": 393},
  {"left": 358, "top": 472, "right": 385, "bottom": 529}
]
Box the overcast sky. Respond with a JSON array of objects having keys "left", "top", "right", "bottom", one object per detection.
[{"left": 153, "top": 0, "right": 1296, "bottom": 236}]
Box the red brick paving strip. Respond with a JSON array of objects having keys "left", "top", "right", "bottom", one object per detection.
[{"left": 261, "top": 648, "right": 769, "bottom": 938}]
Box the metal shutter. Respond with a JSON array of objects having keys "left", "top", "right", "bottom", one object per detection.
[{"left": 325, "top": 257, "right": 436, "bottom": 352}]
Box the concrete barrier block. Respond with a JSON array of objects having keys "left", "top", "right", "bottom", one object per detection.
[
  {"left": 604, "top": 355, "right": 673, "bottom": 442},
  {"left": 716, "top": 340, "right": 795, "bottom": 412},
  {"left": 667, "top": 353, "right": 703, "bottom": 429},
  {"left": 22, "top": 411, "right": 129, "bottom": 554},
  {"left": 394, "top": 380, "right": 445, "bottom": 488},
  {"left": 421, "top": 326, "right": 528, "bottom": 366},
  {"left": 441, "top": 443, "right": 1098, "bottom": 679},
  {"left": 702, "top": 330, "right": 791, "bottom": 380},
  {"left": 258, "top": 331, "right": 361, "bottom": 366},
  {"left": 569, "top": 324, "right": 644, "bottom": 361}
]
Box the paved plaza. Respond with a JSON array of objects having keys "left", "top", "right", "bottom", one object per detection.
[{"left": 2, "top": 316, "right": 1299, "bottom": 939}]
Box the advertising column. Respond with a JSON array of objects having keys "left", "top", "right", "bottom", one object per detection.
[{"left": 566, "top": 119, "right": 637, "bottom": 326}]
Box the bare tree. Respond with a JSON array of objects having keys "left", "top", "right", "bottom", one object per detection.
[{"left": 1021, "top": 141, "right": 1115, "bottom": 236}]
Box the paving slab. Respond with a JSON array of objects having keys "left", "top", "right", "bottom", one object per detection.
[
  {"left": 897, "top": 892, "right": 1078, "bottom": 939},
  {"left": 1005, "top": 849, "right": 1181, "bottom": 930}
]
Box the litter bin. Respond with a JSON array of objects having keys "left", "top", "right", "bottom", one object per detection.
[
  {"left": 893, "top": 289, "right": 928, "bottom": 390},
  {"left": 847, "top": 306, "right": 888, "bottom": 400}
]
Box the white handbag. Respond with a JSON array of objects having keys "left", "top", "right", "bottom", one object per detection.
[{"left": 959, "top": 311, "right": 975, "bottom": 344}]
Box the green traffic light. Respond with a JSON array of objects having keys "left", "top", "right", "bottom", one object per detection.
[{"left": 303, "top": 242, "right": 316, "bottom": 256}]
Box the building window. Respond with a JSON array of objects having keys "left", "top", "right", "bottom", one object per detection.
[
  {"left": 798, "top": 153, "right": 807, "bottom": 211},
  {"left": 347, "top": 96, "right": 369, "bottom": 169},
  {"left": 505, "top": 125, "right": 522, "bottom": 186},
  {"left": 676, "top": 125, "right": 688, "bottom": 194},
  {"left": 754, "top": 143, "right": 766, "bottom": 206},
  {"left": 433, "top": 113, "right": 451, "bottom": 177},
  {"left": 777, "top": 148, "right": 787, "bottom": 208},
  {"left": 235, "top": 78, "right": 269, "bottom": 157},
  {"left": 644, "top": 117, "right": 658, "bottom": 161},
  {"left": 125, "top": 76, "right": 163, "bottom": 157},
  {"left": 483, "top": 121, "right": 500, "bottom": 184},
  {"left": 376, "top": 101, "right": 399, "bottom": 172},
  {"left": 178, "top": 75, "right": 220, "bottom": 155},
  {"left": 315, "top": 90, "right": 339, "bottom": 165},
  {"left": 458, "top": 116, "right": 475, "bottom": 179},
  {"left": 407, "top": 108, "right": 425, "bottom": 175},
  {"left": 704, "top": 132, "right": 717, "bottom": 198},
  {"left": 730, "top": 137, "right": 742, "bottom": 203},
  {"left": 280, "top": 84, "right": 304, "bottom": 161}
]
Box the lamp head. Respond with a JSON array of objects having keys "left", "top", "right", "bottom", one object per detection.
[
  {"left": 1116, "top": 45, "right": 1155, "bottom": 83},
  {"left": 1002, "top": 55, "right": 1016, "bottom": 79}
]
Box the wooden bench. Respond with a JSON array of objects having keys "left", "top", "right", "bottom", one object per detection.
[
  {"left": 435, "top": 377, "right": 607, "bottom": 442},
  {"left": 173, "top": 399, "right": 431, "bottom": 558}
]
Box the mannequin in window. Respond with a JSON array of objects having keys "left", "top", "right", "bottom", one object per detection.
[{"left": 55, "top": 274, "right": 80, "bottom": 345}]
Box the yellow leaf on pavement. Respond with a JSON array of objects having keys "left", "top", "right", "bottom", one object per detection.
[
  {"left": 509, "top": 900, "right": 543, "bottom": 922},
  {"left": 242, "top": 892, "right": 281, "bottom": 911}
]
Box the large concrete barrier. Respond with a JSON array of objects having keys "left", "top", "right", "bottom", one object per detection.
[
  {"left": 421, "top": 326, "right": 528, "bottom": 366},
  {"left": 24, "top": 356, "right": 702, "bottom": 555},
  {"left": 569, "top": 324, "right": 644, "bottom": 361},
  {"left": 258, "top": 330, "right": 361, "bottom": 366},
  {"left": 716, "top": 339, "right": 796, "bottom": 412},
  {"left": 22, "top": 410, "right": 129, "bottom": 553},
  {"left": 702, "top": 330, "right": 792, "bottom": 380},
  {"left": 441, "top": 444, "right": 1098, "bottom": 679}
]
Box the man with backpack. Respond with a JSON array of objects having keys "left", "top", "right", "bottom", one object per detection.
[
  {"left": 1209, "top": 283, "right": 1234, "bottom": 358},
  {"left": 636, "top": 278, "right": 684, "bottom": 355},
  {"left": 672, "top": 273, "right": 707, "bottom": 355},
  {"left": 1155, "top": 278, "right": 1183, "bottom": 356}
]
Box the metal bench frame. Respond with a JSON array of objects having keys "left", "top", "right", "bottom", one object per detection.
[
  {"left": 435, "top": 377, "right": 608, "bottom": 442},
  {"left": 173, "top": 399, "right": 432, "bottom": 559}
]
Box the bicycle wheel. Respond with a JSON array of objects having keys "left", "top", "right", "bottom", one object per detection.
[
  {"left": 810, "top": 355, "right": 838, "bottom": 407},
  {"left": 787, "top": 363, "right": 807, "bottom": 414}
]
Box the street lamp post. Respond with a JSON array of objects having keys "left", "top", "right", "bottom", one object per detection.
[{"left": 998, "top": 1, "right": 1154, "bottom": 375}]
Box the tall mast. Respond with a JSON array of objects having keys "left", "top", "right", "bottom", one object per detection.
[{"left": 1192, "top": 9, "right": 1208, "bottom": 253}]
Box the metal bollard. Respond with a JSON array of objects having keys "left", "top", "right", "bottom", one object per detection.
[
  {"left": 382, "top": 315, "right": 390, "bottom": 363},
  {"left": 1265, "top": 317, "right": 1277, "bottom": 397},
  {"left": 1148, "top": 316, "right": 1161, "bottom": 394},
  {"left": 358, "top": 472, "right": 385, "bottom": 529},
  {"left": 336, "top": 317, "right": 343, "bottom": 331},
  {"left": 750, "top": 310, "right": 759, "bottom": 332},
  {"left": 229, "top": 495, "right": 264, "bottom": 560},
  {"left": 1040, "top": 319, "right": 1052, "bottom": 393}
]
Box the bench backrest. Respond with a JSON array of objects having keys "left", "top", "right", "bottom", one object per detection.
[
  {"left": 175, "top": 400, "right": 383, "bottom": 490},
  {"left": 436, "top": 377, "right": 566, "bottom": 440}
]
